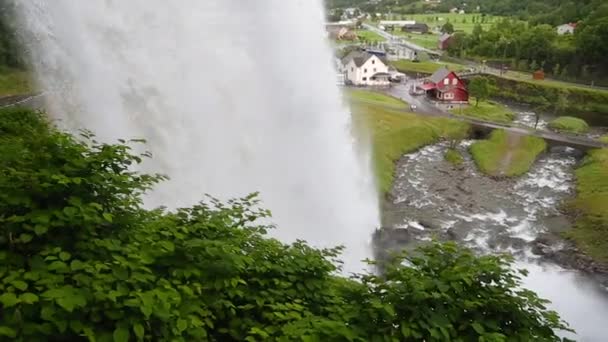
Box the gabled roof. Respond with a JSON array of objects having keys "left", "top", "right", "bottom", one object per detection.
[
  {"left": 439, "top": 33, "right": 453, "bottom": 43},
  {"left": 342, "top": 51, "right": 387, "bottom": 68},
  {"left": 428, "top": 67, "right": 451, "bottom": 84}
]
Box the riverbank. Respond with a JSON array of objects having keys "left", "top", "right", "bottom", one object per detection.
[
  {"left": 563, "top": 142, "right": 608, "bottom": 265},
  {"left": 348, "top": 89, "right": 470, "bottom": 193},
  {"left": 470, "top": 130, "right": 547, "bottom": 177},
  {"left": 487, "top": 74, "right": 608, "bottom": 119}
]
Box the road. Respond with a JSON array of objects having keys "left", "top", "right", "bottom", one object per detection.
[{"left": 361, "top": 23, "right": 440, "bottom": 56}]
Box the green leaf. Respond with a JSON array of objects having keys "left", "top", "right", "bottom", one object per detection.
[
  {"left": 133, "top": 323, "right": 145, "bottom": 339},
  {"left": 59, "top": 252, "right": 71, "bottom": 261},
  {"left": 34, "top": 225, "right": 49, "bottom": 236},
  {"left": 20, "top": 233, "right": 33, "bottom": 243},
  {"left": 11, "top": 280, "right": 28, "bottom": 291},
  {"left": 113, "top": 326, "right": 130, "bottom": 342},
  {"left": 471, "top": 322, "right": 485, "bottom": 335},
  {"left": 102, "top": 213, "right": 113, "bottom": 223},
  {"left": 0, "top": 326, "right": 16, "bottom": 338},
  {"left": 56, "top": 292, "right": 87, "bottom": 312},
  {"left": 20, "top": 293, "right": 39, "bottom": 304},
  {"left": 0, "top": 293, "right": 19, "bottom": 307},
  {"left": 177, "top": 319, "right": 188, "bottom": 332},
  {"left": 71, "top": 260, "right": 86, "bottom": 271}
]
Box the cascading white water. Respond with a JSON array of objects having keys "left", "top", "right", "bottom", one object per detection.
[{"left": 14, "top": 1, "right": 379, "bottom": 272}]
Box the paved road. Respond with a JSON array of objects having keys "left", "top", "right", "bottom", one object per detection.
[{"left": 362, "top": 23, "right": 440, "bottom": 56}]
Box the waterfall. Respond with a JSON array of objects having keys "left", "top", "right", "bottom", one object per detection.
[{"left": 14, "top": 1, "right": 379, "bottom": 272}]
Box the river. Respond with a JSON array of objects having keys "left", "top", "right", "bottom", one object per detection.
[{"left": 377, "top": 108, "right": 608, "bottom": 341}]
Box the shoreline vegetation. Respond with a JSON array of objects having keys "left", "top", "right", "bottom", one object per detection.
[
  {"left": 450, "top": 99, "right": 515, "bottom": 123},
  {"left": 469, "top": 130, "right": 546, "bottom": 177},
  {"left": 347, "top": 88, "right": 469, "bottom": 193},
  {"left": 548, "top": 116, "right": 590, "bottom": 134},
  {"left": 564, "top": 142, "right": 608, "bottom": 264}
]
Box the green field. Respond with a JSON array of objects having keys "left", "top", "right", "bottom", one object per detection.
[
  {"left": 564, "top": 146, "right": 608, "bottom": 263},
  {"left": 349, "top": 89, "right": 469, "bottom": 193},
  {"left": 407, "top": 13, "right": 503, "bottom": 33},
  {"left": 451, "top": 99, "right": 515, "bottom": 124},
  {"left": 0, "top": 68, "right": 33, "bottom": 96},
  {"left": 469, "top": 130, "right": 546, "bottom": 177},
  {"left": 389, "top": 59, "right": 466, "bottom": 74}
]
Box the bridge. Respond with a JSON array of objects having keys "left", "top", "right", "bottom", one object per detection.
[{"left": 377, "top": 85, "right": 608, "bottom": 152}]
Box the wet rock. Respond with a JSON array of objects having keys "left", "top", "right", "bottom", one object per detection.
[
  {"left": 457, "top": 184, "right": 473, "bottom": 195},
  {"left": 418, "top": 219, "right": 441, "bottom": 230}
]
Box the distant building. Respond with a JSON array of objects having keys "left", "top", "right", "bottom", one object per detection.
[
  {"left": 327, "top": 26, "right": 358, "bottom": 41},
  {"left": 420, "top": 67, "right": 469, "bottom": 105},
  {"left": 557, "top": 23, "right": 577, "bottom": 35},
  {"left": 401, "top": 23, "right": 430, "bottom": 34},
  {"left": 438, "top": 33, "right": 453, "bottom": 50},
  {"left": 341, "top": 51, "right": 390, "bottom": 86}
]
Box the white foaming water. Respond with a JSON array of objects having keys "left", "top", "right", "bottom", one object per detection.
[{"left": 14, "top": 1, "right": 379, "bottom": 272}]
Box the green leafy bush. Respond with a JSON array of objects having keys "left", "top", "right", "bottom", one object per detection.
[
  {"left": 444, "top": 148, "right": 464, "bottom": 166},
  {"left": 548, "top": 116, "right": 590, "bottom": 133},
  {"left": 0, "top": 108, "right": 570, "bottom": 341}
]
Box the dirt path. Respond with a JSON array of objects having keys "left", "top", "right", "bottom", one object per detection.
[{"left": 497, "top": 132, "right": 521, "bottom": 176}]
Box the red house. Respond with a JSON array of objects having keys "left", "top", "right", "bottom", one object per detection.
[
  {"left": 420, "top": 67, "right": 469, "bottom": 104},
  {"left": 438, "top": 33, "right": 453, "bottom": 50}
]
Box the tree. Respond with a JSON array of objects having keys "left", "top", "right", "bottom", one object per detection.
[
  {"left": 441, "top": 21, "right": 455, "bottom": 34},
  {"left": 0, "top": 108, "right": 571, "bottom": 341},
  {"left": 534, "top": 96, "right": 551, "bottom": 129},
  {"left": 468, "top": 76, "right": 495, "bottom": 106}
]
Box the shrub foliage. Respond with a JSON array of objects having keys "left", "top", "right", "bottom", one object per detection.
[{"left": 0, "top": 108, "right": 570, "bottom": 341}]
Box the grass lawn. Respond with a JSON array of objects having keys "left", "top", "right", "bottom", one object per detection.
[
  {"left": 0, "top": 68, "right": 34, "bottom": 96},
  {"left": 469, "top": 130, "right": 546, "bottom": 177},
  {"left": 548, "top": 116, "right": 589, "bottom": 134},
  {"left": 451, "top": 99, "right": 515, "bottom": 124},
  {"left": 349, "top": 96, "right": 469, "bottom": 193},
  {"left": 345, "top": 88, "right": 407, "bottom": 107},
  {"left": 390, "top": 59, "right": 466, "bottom": 75},
  {"left": 355, "top": 29, "right": 386, "bottom": 43},
  {"left": 563, "top": 146, "right": 608, "bottom": 263}
]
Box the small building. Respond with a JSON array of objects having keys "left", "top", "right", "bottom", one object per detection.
[
  {"left": 533, "top": 70, "right": 545, "bottom": 80},
  {"left": 557, "top": 23, "right": 577, "bottom": 35},
  {"left": 438, "top": 33, "right": 453, "bottom": 50},
  {"left": 401, "top": 23, "right": 430, "bottom": 34},
  {"left": 341, "top": 51, "right": 390, "bottom": 86},
  {"left": 327, "top": 26, "right": 358, "bottom": 41},
  {"left": 420, "top": 67, "right": 469, "bottom": 105}
]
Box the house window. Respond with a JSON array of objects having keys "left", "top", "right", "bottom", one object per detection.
[
  {"left": 372, "top": 60, "right": 375, "bottom": 64},
  {"left": 444, "top": 78, "right": 450, "bottom": 85},
  {"left": 373, "top": 68, "right": 377, "bottom": 72},
  {"left": 351, "top": 67, "right": 354, "bottom": 72},
  {"left": 364, "top": 68, "right": 368, "bottom": 73},
  {"left": 452, "top": 78, "right": 458, "bottom": 85},
  {"left": 362, "top": 77, "right": 367, "bottom": 81},
  {"left": 444, "top": 93, "right": 454, "bottom": 100}
]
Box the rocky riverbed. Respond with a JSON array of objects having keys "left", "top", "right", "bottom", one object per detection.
[{"left": 374, "top": 138, "right": 608, "bottom": 340}]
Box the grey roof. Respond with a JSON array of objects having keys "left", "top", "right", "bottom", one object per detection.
[
  {"left": 342, "top": 51, "right": 386, "bottom": 67},
  {"left": 429, "top": 67, "right": 451, "bottom": 84}
]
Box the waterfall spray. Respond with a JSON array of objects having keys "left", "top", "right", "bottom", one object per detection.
[{"left": 14, "top": 1, "right": 379, "bottom": 272}]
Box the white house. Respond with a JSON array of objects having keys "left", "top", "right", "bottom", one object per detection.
[
  {"left": 557, "top": 23, "right": 577, "bottom": 35},
  {"left": 342, "top": 51, "right": 390, "bottom": 86}
]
